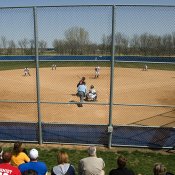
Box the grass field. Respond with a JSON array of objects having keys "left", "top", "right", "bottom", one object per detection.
[
  {"left": 0, "top": 61, "right": 175, "bottom": 71},
  {"left": 3, "top": 143, "right": 175, "bottom": 175}
]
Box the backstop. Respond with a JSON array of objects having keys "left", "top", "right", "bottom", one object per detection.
[{"left": 0, "top": 5, "right": 175, "bottom": 148}]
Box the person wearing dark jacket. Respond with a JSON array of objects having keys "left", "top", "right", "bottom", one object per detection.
[{"left": 109, "top": 155, "right": 135, "bottom": 175}]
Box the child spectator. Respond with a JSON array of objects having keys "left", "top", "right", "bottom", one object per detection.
[
  {"left": 11, "top": 142, "right": 30, "bottom": 167},
  {"left": 153, "top": 163, "right": 174, "bottom": 175}
]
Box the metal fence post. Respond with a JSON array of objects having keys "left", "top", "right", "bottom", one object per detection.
[
  {"left": 108, "top": 5, "right": 116, "bottom": 148},
  {"left": 33, "top": 6, "right": 42, "bottom": 144}
]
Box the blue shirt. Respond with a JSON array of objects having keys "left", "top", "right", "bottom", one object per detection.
[
  {"left": 77, "top": 84, "right": 87, "bottom": 93},
  {"left": 19, "top": 161, "right": 48, "bottom": 175}
]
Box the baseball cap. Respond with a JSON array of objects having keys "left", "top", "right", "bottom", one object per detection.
[{"left": 29, "top": 149, "right": 38, "bottom": 159}]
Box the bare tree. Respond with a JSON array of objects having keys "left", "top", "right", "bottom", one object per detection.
[
  {"left": 18, "top": 38, "right": 29, "bottom": 55},
  {"left": 53, "top": 39, "right": 66, "bottom": 54},
  {"left": 38, "top": 40, "right": 47, "bottom": 54},
  {"left": 115, "top": 33, "right": 129, "bottom": 55},
  {"left": 161, "top": 34, "right": 173, "bottom": 56},
  {"left": 8, "top": 40, "right": 16, "bottom": 55},
  {"left": 1, "top": 36, "right": 8, "bottom": 54},
  {"left": 64, "top": 26, "right": 90, "bottom": 55},
  {"left": 99, "top": 34, "right": 111, "bottom": 55},
  {"left": 29, "top": 39, "right": 35, "bottom": 55}
]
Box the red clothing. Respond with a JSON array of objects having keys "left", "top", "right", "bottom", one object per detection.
[{"left": 0, "top": 163, "right": 21, "bottom": 175}]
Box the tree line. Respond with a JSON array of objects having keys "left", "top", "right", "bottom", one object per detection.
[{"left": 0, "top": 26, "right": 175, "bottom": 56}]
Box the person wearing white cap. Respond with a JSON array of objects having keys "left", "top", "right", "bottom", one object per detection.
[{"left": 18, "top": 148, "right": 48, "bottom": 175}]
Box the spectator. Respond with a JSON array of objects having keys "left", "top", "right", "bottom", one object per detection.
[
  {"left": 153, "top": 163, "right": 174, "bottom": 175},
  {"left": 51, "top": 151, "right": 75, "bottom": 175},
  {"left": 0, "top": 151, "right": 21, "bottom": 175},
  {"left": 109, "top": 155, "right": 135, "bottom": 175},
  {"left": 0, "top": 147, "right": 3, "bottom": 163},
  {"left": 11, "top": 142, "right": 30, "bottom": 167},
  {"left": 18, "top": 148, "right": 47, "bottom": 175},
  {"left": 78, "top": 146, "right": 105, "bottom": 175}
]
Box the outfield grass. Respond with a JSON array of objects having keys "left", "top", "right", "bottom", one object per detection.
[
  {"left": 0, "top": 61, "right": 174, "bottom": 71},
  {"left": 5, "top": 146, "right": 175, "bottom": 175}
]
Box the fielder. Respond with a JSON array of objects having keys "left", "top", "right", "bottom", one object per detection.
[
  {"left": 95, "top": 66, "right": 100, "bottom": 78},
  {"left": 143, "top": 64, "right": 148, "bottom": 71},
  {"left": 24, "top": 67, "right": 31, "bottom": 76},
  {"left": 52, "top": 64, "right": 57, "bottom": 70}
]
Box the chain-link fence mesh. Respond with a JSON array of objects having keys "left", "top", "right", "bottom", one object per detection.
[{"left": 0, "top": 5, "right": 174, "bottom": 147}]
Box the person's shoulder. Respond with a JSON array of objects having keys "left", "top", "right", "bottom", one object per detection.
[
  {"left": 97, "top": 157, "right": 104, "bottom": 160},
  {"left": 19, "top": 162, "right": 28, "bottom": 169},
  {"left": 5, "top": 163, "right": 20, "bottom": 174},
  {"left": 109, "top": 168, "right": 117, "bottom": 174},
  {"left": 123, "top": 167, "right": 135, "bottom": 175},
  {"left": 68, "top": 164, "right": 75, "bottom": 170},
  {"left": 11, "top": 165, "right": 21, "bottom": 173},
  {"left": 37, "top": 161, "right": 48, "bottom": 167},
  {"left": 79, "top": 157, "right": 89, "bottom": 162},
  {"left": 19, "top": 152, "right": 28, "bottom": 157}
]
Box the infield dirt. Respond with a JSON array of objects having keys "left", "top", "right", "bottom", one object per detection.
[{"left": 0, "top": 67, "right": 174, "bottom": 127}]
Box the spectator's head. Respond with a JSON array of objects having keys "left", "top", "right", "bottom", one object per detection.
[
  {"left": 2, "top": 151, "right": 12, "bottom": 163},
  {"left": 22, "top": 170, "right": 38, "bottom": 175},
  {"left": 82, "top": 77, "right": 85, "bottom": 81},
  {"left": 13, "top": 141, "right": 23, "bottom": 155},
  {"left": 0, "top": 147, "right": 3, "bottom": 159},
  {"left": 57, "top": 151, "right": 69, "bottom": 164},
  {"left": 153, "top": 163, "right": 167, "bottom": 175},
  {"left": 88, "top": 146, "right": 96, "bottom": 156},
  {"left": 29, "top": 149, "right": 39, "bottom": 161},
  {"left": 117, "top": 155, "right": 127, "bottom": 168}
]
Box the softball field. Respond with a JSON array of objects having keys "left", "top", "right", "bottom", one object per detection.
[{"left": 0, "top": 67, "right": 174, "bottom": 127}]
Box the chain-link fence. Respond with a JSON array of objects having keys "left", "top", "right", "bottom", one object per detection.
[{"left": 0, "top": 5, "right": 175, "bottom": 148}]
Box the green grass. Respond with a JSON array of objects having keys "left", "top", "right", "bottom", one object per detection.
[
  {"left": 0, "top": 61, "right": 174, "bottom": 71},
  {"left": 5, "top": 146, "right": 175, "bottom": 175}
]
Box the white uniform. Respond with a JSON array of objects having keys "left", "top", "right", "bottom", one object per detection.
[
  {"left": 52, "top": 64, "right": 57, "bottom": 70},
  {"left": 143, "top": 64, "right": 148, "bottom": 71},
  {"left": 87, "top": 88, "right": 96, "bottom": 100},
  {"left": 95, "top": 66, "right": 100, "bottom": 78},
  {"left": 24, "top": 67, "right": 30, "bottom": 76}
]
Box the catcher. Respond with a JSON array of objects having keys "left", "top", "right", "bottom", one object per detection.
[{"left": 85, "top": 85, "right": 97, "bottom": 101}]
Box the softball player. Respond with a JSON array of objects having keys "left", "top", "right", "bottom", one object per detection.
[
  {"left": 52, "top": 64, "right": 57, "bottom": 70},
  {"left": 85, "top": 85, "right": 97, "bottom": 101},
  {"left": 95, "top": 66, "right": 100, "bottom": 78},
  {"left": 143, "top": 64, "right": 148, "bottom": 71},
  {"left": 24, "top": 67, "right": 31, "bottom": 76}
]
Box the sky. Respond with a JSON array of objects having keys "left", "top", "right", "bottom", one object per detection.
[
  {"left": 0, "top": 0, "right": 175, "bottom": 7},
  {"left": 0, "top": 0, "right": 175, "bottom": 48}
]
